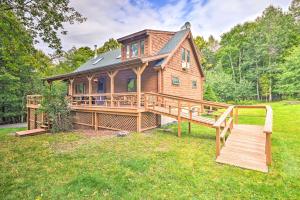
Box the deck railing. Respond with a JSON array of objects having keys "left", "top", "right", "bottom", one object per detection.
[
  {"left": 27, "top": 95, "right": 43, "bottom": 106},
  {"left": 234, "top": 105, "right": 273, "bottom": 165},
  {"left": 144, "top": 92, "right": 230, "bottom": 137},
  {"left": 70, "top": 92, "right": 144, "bottom": 108},
  {"left": 213, "top": 106, "right": 235, "bottom": 157}
]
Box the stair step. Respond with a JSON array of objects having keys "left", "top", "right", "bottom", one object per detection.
[{"left": 16, "top": 129, "right": 47, "bottom": 137}]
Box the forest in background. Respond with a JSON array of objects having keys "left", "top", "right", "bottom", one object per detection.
[{"left": 0, "top": 0, "right": 299, "bottom": 124}]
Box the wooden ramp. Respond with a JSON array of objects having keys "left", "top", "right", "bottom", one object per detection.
[
  {"left": 16, "top": 128, "right": 47, "bottom": 137},
  {"left": 216, "top": 125, "right": 268, "bottom": 172}
]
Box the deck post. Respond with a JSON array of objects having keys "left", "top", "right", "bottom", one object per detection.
[
  {"left": 235, "top": 108, "right": 238, "bottom": 124},
  {"left": 108, "top": 70, "right": 118, "bottom": 107},
  {"left": 132, "top": 63, "right": 147, "bottom": 108},
  {"left": 94, "top": 112, "right": 98, "bottom": 131},
  {"left": 230, "top": 108, "right": 234, "bottom": 131},
  {"left": 34, "top": 109, "right": 37, "bottom": 129},
  {"left": 188, "top": 103, "right": 192, "bottom": 134},
  {"left": 69, "top": 78, "right": 74, "bottom": 96},
  {"left": 27, "top": 107, "right": 30, "bottom": 130},
  {"left": 87, "top": 75, "right": 93, "bottom": 106},
  {"left": 137, "top": 112, "right": 141, "bottom": 132},
  {"left": 266, "top": 133, "right": 272, "bottom": 165},
  {"left": 216, "top": 127, "right": 221, "bottom": 157},
  {"left": 177, "top": 100, "right": 181, "bottom": 137}
]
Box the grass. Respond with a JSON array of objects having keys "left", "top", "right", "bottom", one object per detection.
[{"left": 0, "top": 102, "right": 299, "bottom": 199}]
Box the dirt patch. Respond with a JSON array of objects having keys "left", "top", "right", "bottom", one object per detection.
[{"left": 77, "top": 129, "right": 118, "bottom": 138}]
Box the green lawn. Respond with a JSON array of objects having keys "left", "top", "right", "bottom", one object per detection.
[{"left": 0, "top": 102, "right": 299, "bottom": 199}]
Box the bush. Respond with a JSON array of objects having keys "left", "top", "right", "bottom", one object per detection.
[
  {"left": 204, "top": 85, "right": 218, "bottom": 101},
  {"left": 39, "top": 82, "right": 72, "bottom": 133},
  {"left": 205, "top": 70, "right": 254, "bottom": 102}
]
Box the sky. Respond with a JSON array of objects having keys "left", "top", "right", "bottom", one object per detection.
[{"left": 36, "top": 0, "right": 292, "bottom": 54}]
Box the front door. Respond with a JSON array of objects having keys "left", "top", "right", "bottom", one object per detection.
[
  {"left": 98, "top": 77, "right": 106, "bottom": 93},
  {"left": 97, "top": 77, "right": 106, "bottom": 105}
]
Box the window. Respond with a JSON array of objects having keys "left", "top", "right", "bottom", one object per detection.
[
  {"left": 172, "top": 76, "right": 180, "bottom": 86},
  {"left": 192, "top": 80, "right": 197, "bottom": 89},
  {"left": 140, "top": 40, "right": 145, "bottom": 56},
  {"left": 181, "top": 48, "right": 185, "bottom": 62},
  {"left": 131, "top": 42, "right": 138, "bottom": 57},
  {"left": 75, "top": 83, "right": 86, "bottom": 94},
  {"left": 97, "top": 77, "right": 106, "bottom": 93},
  {"left": 126, "top": 45, "right": 130, "bottom": 58},
  {"left": 92, "top": 57, "right": 103, "bottom": 65},
  {"left": 187, "top": 50, "right": 190, "bottom": 64},
  {"left": 127, "top": 78, "right": 136, "bottom": 92}
]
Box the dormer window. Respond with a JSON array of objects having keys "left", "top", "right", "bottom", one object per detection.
[
  {"left": 126, "top": 45, "right": 130, "bottom": 58},
  {"left": 131, "top": 42, "right": 138, "bottom": 57},
  {"left": 140, "top": 40, "right": 145, "bottom": 56},
  {"left": 123, "top": 39, "right": 145, "bottom": 59}
]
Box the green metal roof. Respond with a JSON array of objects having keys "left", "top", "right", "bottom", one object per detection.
[
  {"left": 157, "top": 29, "right": 189, "bottom": 55},
  {"left": 74, "top": 48, "right": 122, "bottom": 73}
]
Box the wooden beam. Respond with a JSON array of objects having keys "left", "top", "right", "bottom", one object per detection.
[
  {"left": 216, "top": 127, "right": 220, "bottom": 157},
  {"left": 132, "top": 63, "right": 148, "bottom": 108},
  {"left": 27, "top": 108, "right": 30, "bottom": 130},
  {"left": 107, "top": 70, "right": 119, "bottom": 107},
  {"left": 158, "top": 69, "right": 162, "bottom": 93},
  {"left": 69, "top": 78, "right": 74, "bottom": 96},
  {"left": 94, "top": 112, "right": 98, "bottom": 131},
  {"left": 137, "top": 112, "right": 141, "bottom": 132},
  {"left": 87, "top": 75, "right": 94, "bottom": 106}
]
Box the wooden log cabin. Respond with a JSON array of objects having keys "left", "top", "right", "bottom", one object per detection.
[
  {"left": 26, "top": 23, "right": 273, "bottom": 172},
  {"left": 28, "top": 23, "right": 205, "bottom": 132}
]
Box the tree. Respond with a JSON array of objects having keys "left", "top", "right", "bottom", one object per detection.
[
  {"left": 276, "top": 45, "right": 300, "bottom": 98},
  {"left": 53, "top": 47, "right": 94, "bottom": 75},
  {"left": 289, "top": 0, "right": 300, "bottom": 21},
  {"left": 0, "top": 12, "right": 43, "bottom": 124},
  {"left": 97, "top": 38, "right": 121, "bottom": 54},
  {"left": 0, "top": 0, "right": 85, "bottom": 52},
  {"left": 39, "top": 83, "right": 72, "bottom": 133},
  {"left": 204, "top": 85, "right": 218, "bottom": 101}
]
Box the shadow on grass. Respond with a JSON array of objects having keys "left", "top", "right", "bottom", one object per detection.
[{"left": 158, "top": 125, "right": 215, "bottom": 140}]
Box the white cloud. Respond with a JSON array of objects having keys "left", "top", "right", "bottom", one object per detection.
[{"left": 35, "top": 0, "right": 292, "bottom": 54}]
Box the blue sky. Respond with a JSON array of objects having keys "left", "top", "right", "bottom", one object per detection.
[{"left": 36, "top": 0, "right": 291, "bottom": 54}]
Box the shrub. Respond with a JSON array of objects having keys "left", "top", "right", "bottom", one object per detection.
[
  {"left": 204, "top": 85, "right": 218, "bottom": 101},
  {"left": 39, "top": 82, "right": 72, "bottom": 133}
]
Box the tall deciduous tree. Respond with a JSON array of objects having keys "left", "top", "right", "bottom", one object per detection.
[{"left": 0, "top": 0, "right": 85, "bottom": 52}]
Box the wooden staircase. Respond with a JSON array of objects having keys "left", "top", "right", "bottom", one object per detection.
[{"left": 144, "top": 93, "right": 273, "bottom": 172}]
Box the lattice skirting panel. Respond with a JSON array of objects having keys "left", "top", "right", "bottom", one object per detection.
[
  {"left": 71, "top": 111, "right": 94, "bottom": 128},
  {"left": 66, "top": 111, "right": 160, "bottom": 132},
  {"left": 97, "top": 113, "right": 137, "bottom": 131},
  {"left": 141, "top": 112, "right": 160, "bottom": 130}
]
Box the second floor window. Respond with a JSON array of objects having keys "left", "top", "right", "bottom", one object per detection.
[
  {"left": 126, "top": 45, "right": 130, "bottom": 58},
  {"left": 131, "top": 42, "right": 138, "bottom": 57},
  {"left": 140, "top": 40, "right": 145, "bottom": 56},
  {"left": 187, "top": 50, "right": 190, "bottom": 64},
  {"left": 181, "top": 48, "right": 185, "bottom": 63}
]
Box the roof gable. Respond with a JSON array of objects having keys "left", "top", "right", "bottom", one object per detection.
[{"left": 159, "top": 29, "right": 204, "bottom": 77}]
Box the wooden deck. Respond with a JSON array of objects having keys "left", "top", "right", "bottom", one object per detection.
[
  {"left": 216, "top": 124, "right": 268, "bottom": 172},
  {"left": 16, "top": 128, "right": 47, "bottom": 137}
]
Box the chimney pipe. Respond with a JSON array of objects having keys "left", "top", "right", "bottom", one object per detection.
[{"left": 94, "top": 44, "right": 97, "bottom": 58}]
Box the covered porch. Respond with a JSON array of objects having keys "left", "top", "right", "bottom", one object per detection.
[{"left": 58, "top": 61, "right": 160, "bottom": 110}]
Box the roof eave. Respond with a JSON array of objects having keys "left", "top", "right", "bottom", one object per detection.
[{"left": 44, "top": 58, "right": 143, "bottom": 82}]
